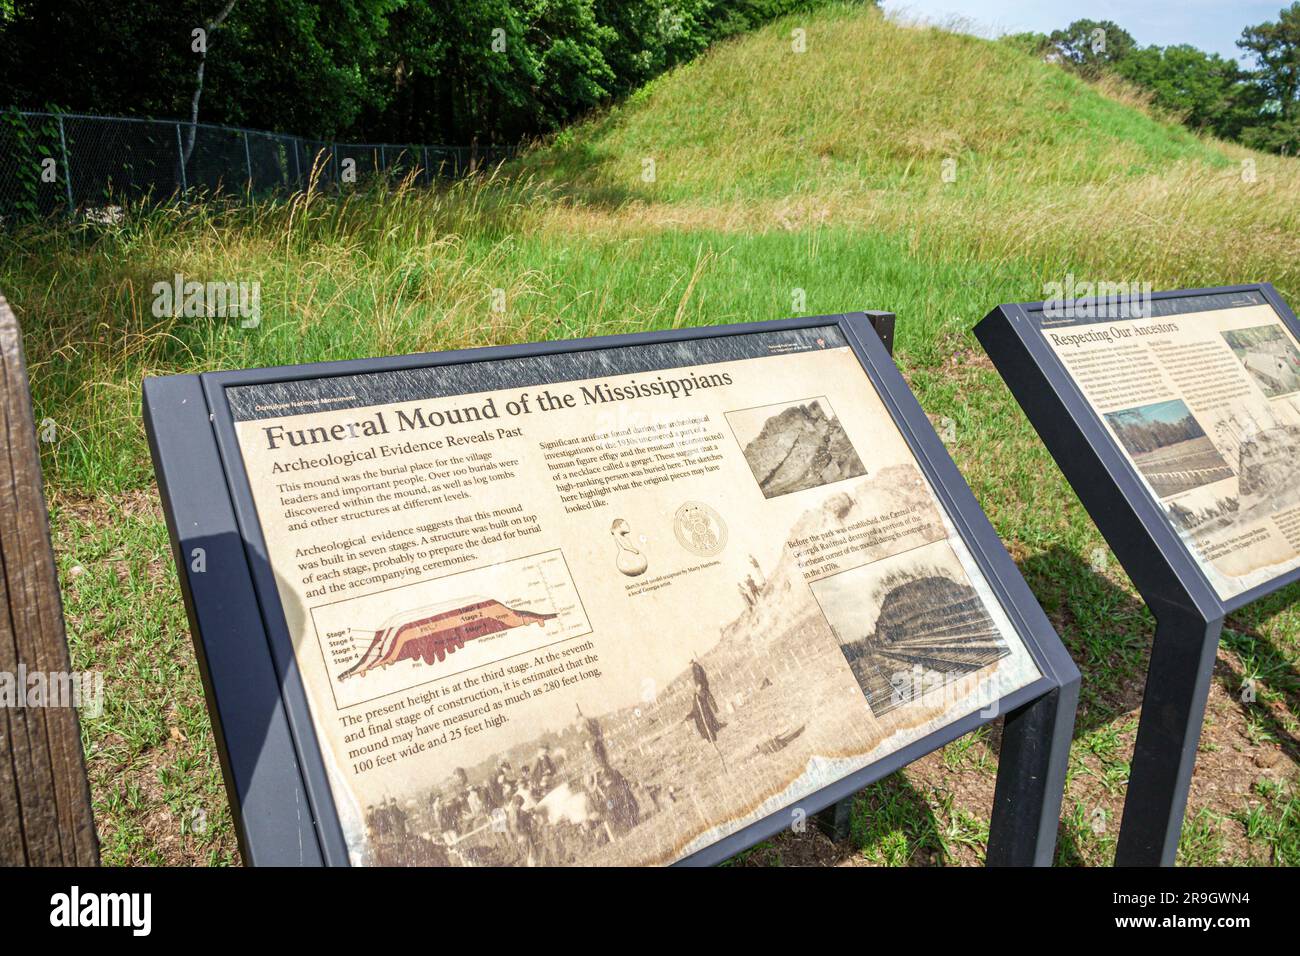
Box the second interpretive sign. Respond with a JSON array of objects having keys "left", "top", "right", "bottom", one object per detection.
[
  {"left": 1035, "top": 288, "right": 1300, "bottom": 600},
  {"left": 977, "top": 284, "right": 1300, "bottom": 864},
  {"left": 146, "top": 313, "right": 1073, "bottom": 866}
]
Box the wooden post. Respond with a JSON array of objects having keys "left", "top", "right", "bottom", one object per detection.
[{"left": 0, "top": 293, "right": 98, "bottom": 865}]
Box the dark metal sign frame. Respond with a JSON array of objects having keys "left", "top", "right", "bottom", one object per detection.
[
  {"left": 144, "top": 311, "right": 1078, "bottom": 867},
  {"left": 976, "top": 282, "right": 1300, "bottom": 866}
]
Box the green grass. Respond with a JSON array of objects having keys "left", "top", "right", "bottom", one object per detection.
[
  {"left": 851, "top": 776, "right": 946, "bottom": 866},
  {"left": 1237, "top": 779, "right": 1300, "bottom": 865},
  {"left": 531, "top": 16, "right": 1226, "bottom": 203},
  {"left": 1, "top": 3, "right": 1298, "bottom": 865},
  {"left": 54, "top": 495, "right": 236, "bottom": 865}
]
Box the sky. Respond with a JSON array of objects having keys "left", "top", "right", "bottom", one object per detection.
[{"left": 880, "top": 1, "right": 1286, "bottom": 63}]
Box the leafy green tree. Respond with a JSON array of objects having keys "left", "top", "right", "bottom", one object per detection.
[
  {"left": 1115, "top": 45, "right": 1262, "bottom": 141},
  {"left": 203, "top": 0, "right": 401, "bottom": 136},
  {"left": 595, "top": 0, "right": 712, "bottom": 98},
  {"left": 1047, "top": 19, "right": 1136, "bottom": 79},
  {"left": 0, "top": 0, "right": 400, "bottom": 138},
  {"left": 0, "top": 0, "right": 879, "bottom": 147},
  {"left": 528, "top": 0, "right": 618, "bottom": 122},
  {"left": 363, "top": 0, "right": 531, "bottom": 144},
  {"left": 365, "top": 0, "right": 612, "bottom": 145},
  {"left": 1237, "top": 2, "right": 1300, "bottom": 153},
  {"left": 0, "top": 1, "right": 194, "bottom": 118},
  {"left": 1007, "top": 12, "right": 1298, "bottom": 154}
]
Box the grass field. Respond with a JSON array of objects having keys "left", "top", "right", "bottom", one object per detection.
[{"left": 2, "top": 4, "right": 1298, "bottom": 865}]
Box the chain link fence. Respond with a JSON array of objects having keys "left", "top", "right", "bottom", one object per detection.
[{"left": 0, "top": 111, "right": 513, "bottom": 224}]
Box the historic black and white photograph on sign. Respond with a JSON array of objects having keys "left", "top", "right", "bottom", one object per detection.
[
  {"left": 1221, "top": 324, "right": 1300, "bottom": 398},
  {"left": 810, "top": 539, "right": 1012, "bottom": 718},
  {"left": 1170, "top": 407, "right": 1300, "bottom": 536},
  {"left": 1104, "top": 398, "right": 1234, "bottom": 498},
  {"left": 726, "top": 397, "right": 867, "bottom": 498}
]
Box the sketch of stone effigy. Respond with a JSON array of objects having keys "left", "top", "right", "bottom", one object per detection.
[
  {"left": 811, "top": 539, "right": 1011, "bottom": 717},
  {"left": 312, "top": 549, "right": 592, "bottom": 709},
  {"left": 610, "top": 518, "right": 649, "bottom": 576}
]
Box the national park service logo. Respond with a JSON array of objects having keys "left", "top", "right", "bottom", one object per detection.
[{"left": 673, "top": 501, "right": 728, "bottom": 557}]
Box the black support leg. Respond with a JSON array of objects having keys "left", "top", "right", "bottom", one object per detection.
[
  {"left": 865, "top": 310, "right": 896, "bottom": 355},
  {"left": 1114, "top": 608, "right": 1223, "bottom": 866},
  {"left": 814, "top": 798, "right": 853, "bottom": 842},
  {"left": 987, "top": 680, "right": 1079, "bottom": 866}
]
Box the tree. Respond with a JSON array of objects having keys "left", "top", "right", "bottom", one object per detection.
[
  {"left": 182, "top": 0, "right": 237, "bottom": 165},
  {"left": 1047, "top": 19, "right": 1136, "bottom": 79},
  {"left": 201, "top": 0, "right": 401, "bottom": 137},
  {"left": 0, "top": 0, "right": 868, "bottom": 147},
  {"left": 1238, "top": 2, "right": 1300, "bottom": 153},
  {"left": 1003, "top": 12, "right": 1297, "bottom": 155},
  {"left": 0, "top": 0, "right": 402, "bottom": 139},
  {"left": 594, "top": 0, "right": 712, "bottom": 99},
  {"left": 528, "top": 0, "right": 618, "bottom": 124},
  {"left": 0, "top": 1, "right": 196, "bottom": 119},
  {"left": 1115, "top": 45, "right": 1262, "bottom": 141}
]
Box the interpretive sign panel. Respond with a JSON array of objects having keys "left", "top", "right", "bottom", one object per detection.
[
  {"left": 145, "top": 313, "right": 1076, "bottom": 867},
  {"left": 976, "top": 283, "right": 1300, "bottom": 866},
  {"left": 1036, "top": 290, "right": 1300, "bottom": 601}
]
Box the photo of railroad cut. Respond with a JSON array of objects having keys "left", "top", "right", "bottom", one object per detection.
[
  {"left": 810, "top": 539, "right": 1012, "bottom": 717},
  {"left": 726, "top": 397, "right": 867, "bottom": 498},
  {"left": 1221, "top": 324, "right": 1300, "bottom": 398},
  {"left": 1104, "top": 399, "right": 1234, "bottom": 498}
]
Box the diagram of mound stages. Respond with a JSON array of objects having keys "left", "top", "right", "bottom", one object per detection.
[
  {"left": 740, "top": 400, "right": 866, "bottom": 498},
  {"left": 316, "top": 549, "right": 587, "bottom": 708},
  {"left": 339, "top": 596, "right": 556, "bottom": 681}
]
